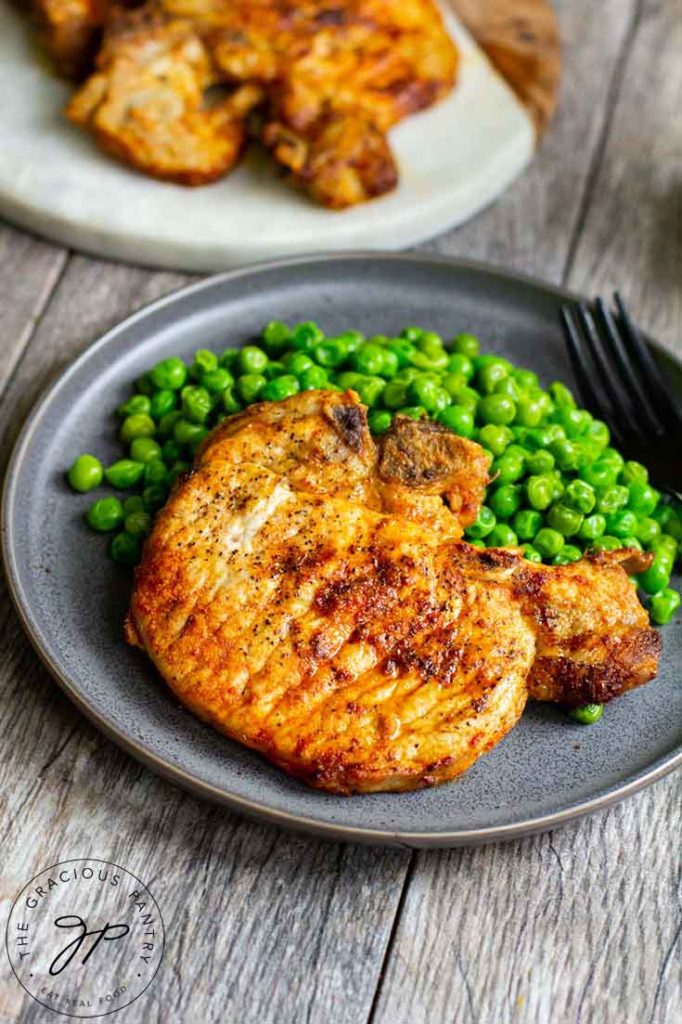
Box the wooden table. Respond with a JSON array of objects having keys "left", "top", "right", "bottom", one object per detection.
[{"left": 1, "top": 2, "right": 680, "bottom": 1021}]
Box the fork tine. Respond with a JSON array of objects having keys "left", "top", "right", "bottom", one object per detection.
[
  {"left": 560, "top": 306, "right": 605, "bottom": 412},
  {"left": 613, "top": 292, "right": 682, "bottom": 431},
  {"left": 593, "top": 298, "right": 665, "bottom": 439},
  {"left": 573, "top": 303, "right": 637, "bottom": 447},
  {"left": 559, "top": 305, "right": 627, "bottom": 446}
]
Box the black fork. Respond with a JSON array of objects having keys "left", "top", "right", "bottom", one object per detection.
[{"left": 560, "top": 294, "right": 682, "bottom": 493}]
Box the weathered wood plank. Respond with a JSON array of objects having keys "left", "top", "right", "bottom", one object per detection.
[
  {"left": 566, "top": 0, "right": 682, "bottom": 357},
  {"left": 372, "top": 1, "right": 682, "bottom": 1021},
  {"left": 429, "top": 0, "right": 639, "bottom": 284},
  {"left": 370, "top": 779, "right": 681, "bottom": 1024},
  {"left": 0, "top": 224, "right": 66, "bottom": 392}
]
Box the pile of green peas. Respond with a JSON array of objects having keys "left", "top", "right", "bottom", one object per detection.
[{"left": 67, "top": 320, "right": 681, "bottom": 717}]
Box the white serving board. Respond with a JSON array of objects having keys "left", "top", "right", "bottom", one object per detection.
[{"left": 0, "top": 3, "right": 535, "bottom": 272}]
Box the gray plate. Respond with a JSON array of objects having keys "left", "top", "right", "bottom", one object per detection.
[{"left": 3, "top": 254, "right": 681, "bottom": 847}]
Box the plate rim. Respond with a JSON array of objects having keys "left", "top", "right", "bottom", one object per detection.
[{"left": 3, "top": 251, "right": 681, "bottom": 847}]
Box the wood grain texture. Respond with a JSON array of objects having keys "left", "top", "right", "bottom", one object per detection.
[{"left": 0, "top": 0, "right": 680, "bottom": 1022}]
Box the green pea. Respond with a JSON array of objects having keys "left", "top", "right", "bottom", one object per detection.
[
  {"left": 191, "top": 349, "right": 218, "bottom": 378},
  {"left": 181, "top": 386, "right": 212, "bottom": 424},
  {"left": 649, "top": 588, "right": 681, "bottom": 625},
  {"left": 652, "top": 504, "right": 673, "bottom": 529},
  {"left": 148, "top": 389, "right": 176, "bottom": 421},
  {"left": 150, "top": 357, "right": 188, "bottom": 391},
  {"left": 547, "top": 503, "right": 583, "bottom": 537},
  {"left": 401, "top": 326, "right": 423, "bottom": 343},
  {"left": 299, "top": 366, "right": 329, "bottom": 391},
  {"left": 489, "top": 484, "right": 522, "bottom": 520},
  {"left": 415, "top": 331, "right": 444, "bottom": 356},
  {"left": 637, "top": 557, "right": 670, "bottom": 595},
  {"left": 142, "top": 484, "right": 168, "bottom": 511},
  {"left": 311, "top": 337, "right": 347, "bottom": 369},
  {"left": 437, "top": 405, "right": 475, "bottom": 438},
  {"left": 368, "top": 410, "right": 393, "bottom": 435},
  {"left": 477, "top": 361, "right": 509, "bottom": 395},
  {"left": 514, "top": 396, "right": 544, "bottom": 427},
  {"left": 525, "top": 449, "right": 555, "bottom": 475},
  {"left": 549, "top": 438, "right": 579, "bottom": 472},
  {"left": 534, "top": 527, "right": 565, "bottom": 558},
  {"left": 487, "top": 523, "right": 518, "bottom": 548},
  {"left": 157, "top": 411, "right": 182, "bottom": 438},
  {"left": 442, "top": 372, "right": 468, "bottom": 398},
  {"left": 478, "top": 394, "right": 516, "bottom": 426},
  {"left": 549, "top": 381, "right": 577, "bottom": 409},
  {"left": 109, "top": 531, "right": 142, "bottom": 566},
  {"left": 552, "top": 544, "right": 582, "bottom": 565},
  {"left": 236, "top": 374, "right": 267, "bottom": 404},
  {"left": 291, "top": 322, "right": 324, "bottom": 352},
  {"left": 349, "top": 342, "right": 384, "bottom": 376},
  {"left": 407, "top": 349, "right": 448, "bottom": 372},
  {"left": 468, "top": 538, "right": 486, "bottom": 549},
  {"left": 124, "top": 511, "right": 152, "bottom": 537},
  {"left": 407, "top": 377, "right": 448, "bottom": 413},
  {"left": 451, "top": 332, "right": 480, "bottom": 358},
  {"left": 383, "top": 380, "right": 409, "bottom": 410},
  {"left": 200, "top": 368, "right": 234, "bottom": 395},
  {"left": 634, "top": 516, "right": 661, "bottom": 546},
  {"left": 564, "top": 479, "right": 596, "bottom": 515},
  {"left": 514, "top": 369, "right": 539, "bottom": 391},
  {"left": 337, "top": 330, "right": 365, "bottom": 353},
  {"left": 67, "top": 454, "right": 103, "bottom": 493},
  {"left": 173, "top": 419, "right": 207, "bottom": 448},
  {"left": 104, "top": 459, "right": 144, "bottom": 489},
  {"left": 262, "top": 320, "right": 292, "bottom": 354},
  {"left": 387, "top": 338, "right": 417, "bottom": 367},
  {"left": 446, "top": 353, "right": 474, "bottom": 380},
  {"left": 521, "top": 543, "right": 543, "bottom": 563},
  {"left": 513, "top": 509, "right": 543, "bottom": 541},
  {"left": 86, "top": 496, "right": 124, "bottom": 532},
  {"left": 605, "top": 510, "right": 638, "bottom": 538},
  {"left": 525, "top": 475, "right": 554, "bottom": 511},
  {"left": 262, "top": 375, "right": 300, "bottom": 402},
  {"left": 592, "top": 535, "right": 623, "bottom": 551},
  {"left": 569, "top": 704, "right": 603, "bottom": 725},
  {"left": 354, "top": 376, "right": 386, "bottom": 408},
  {"left": 135, "top": 373, "right": 154, "bottom": 396},
  {"left": 126, "top": 438, "right": 159, "bottom": 466},
  {"left": 652, "top": 535, "right": 679, "bottom": 567},
  {"left": 596, "top": 485, "right": 629, "bottom": 515},
  {"left": 118, "top": 394, "right": 152, "bottom": 418},
  {"left": 600, "top": 447, "right": 625, "bottom": 469},
  {"left": 283, "top": 352, "right": 314, "bottom": 376},
  {"left": 494, "top": 377, "right": 522, "bottom": 402},
  {"left": 620, "top": 535, "right": 643, "bottom": 551},
  {"left": 143, "top": 459, "right": 168, "bottom": 487},
  {"left": 525, "top": 426, "right": 556, "bottom": 451},
  {"left": 619, "top": 460, "right": 648, "bottom": 487},
  {"left": 236, "top": 345, "right": 267, "bottom": 375},
  {"left": 122, "top": 495, "right": 145, "bottom": 515},
  {"left": 398, "top": 406, "right": 427, "bottom": 421},
  {"left": 477, "top": 424, "right": 513, "bottom": 457},
  {"left": 451, "top": 386, "right": 481, "bottom": 412},
  {"left": 628, "top": 482, "right": 660, "bottom": 516},
  {"left": 335, "top": 371, "right": 365, "bottom": 391},
  {"left": 584, "top": 419, "right": 610, "bottom": 449},
  {"left": 219, "top": 349, "right": 239, "bottom": 370},
  {"left": 120, "top": 413, "right": 156, "bottom": 445},
  {"left": 493, "top": 453, "right": 525, "bottom": 485},
  {"left": 465, "top": 505, "right": 496, "bottom": 539},
  {"left": 580, "top": 460, "right": 620, "bottom": 490}
]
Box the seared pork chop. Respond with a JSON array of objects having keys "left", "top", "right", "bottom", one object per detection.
[{"left": 127, "top": 390, "right": 660, "bottom": 793}]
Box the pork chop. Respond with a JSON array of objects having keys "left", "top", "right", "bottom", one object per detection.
[{"left": 127, "top": 390, "right": 660, "bottom": 793}]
